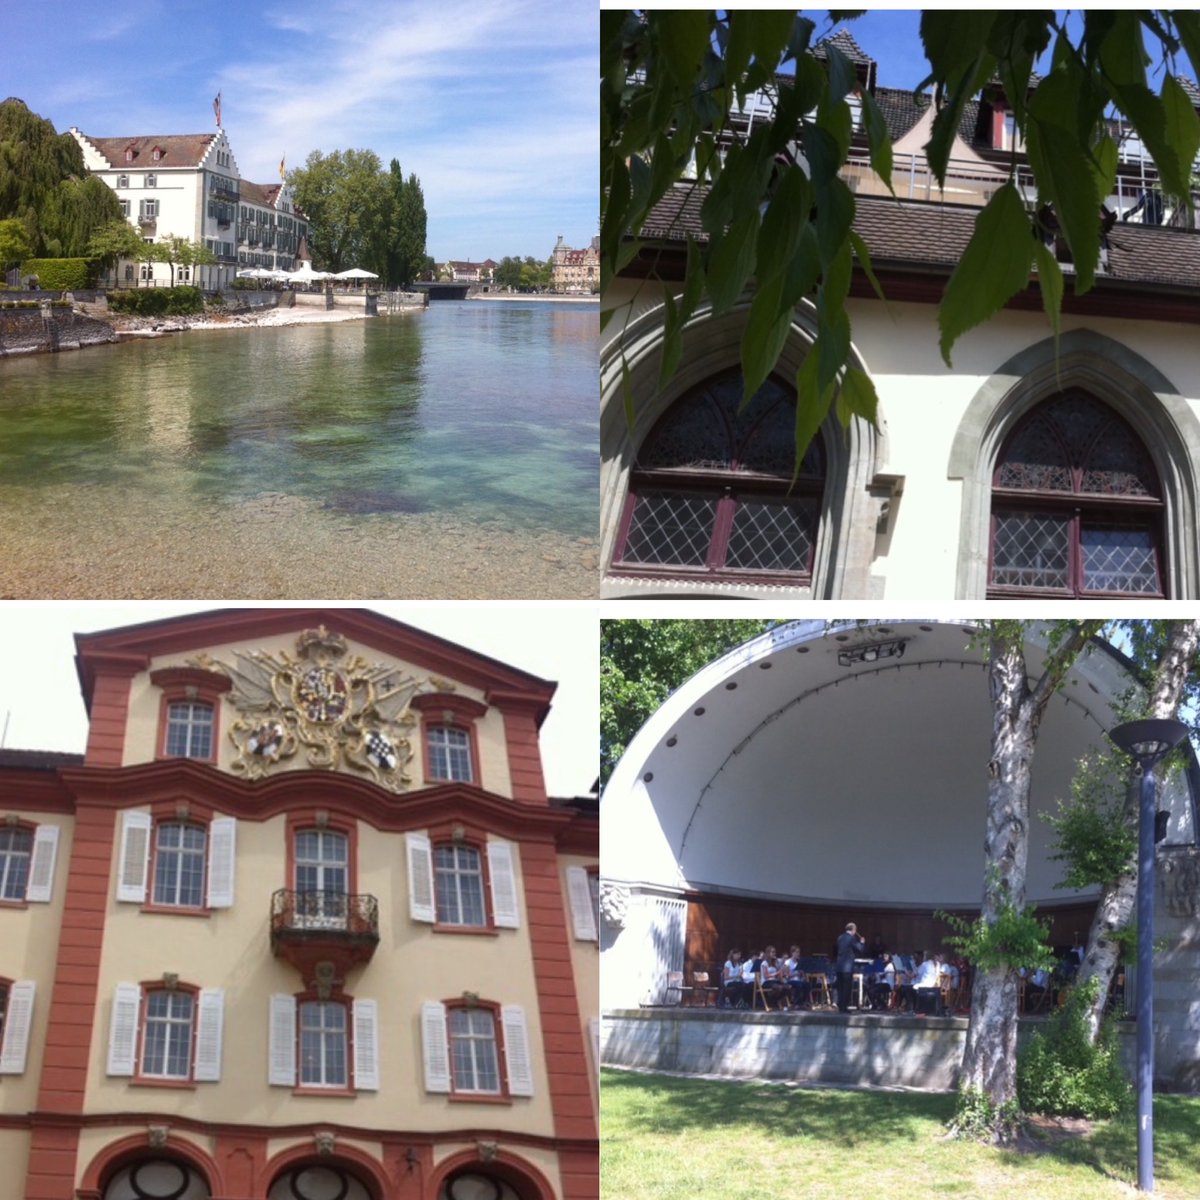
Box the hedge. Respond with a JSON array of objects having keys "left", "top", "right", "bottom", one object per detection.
[
  {"left": 107, "top": 285, "right": 204, "bottom": 316},
  {"left": 22, "top": 258, "right": 95, "bottom": 290}
]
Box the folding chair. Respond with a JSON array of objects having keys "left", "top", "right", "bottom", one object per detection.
[
  {"left": 666, "top": 970, "right": 686, "bottom": 1006},
  {"left": 752, "top": 970, "right": 773, "bottom": 1011},
  {"left": 691, "top": 970, "right": 719, "bottom": 1007}
]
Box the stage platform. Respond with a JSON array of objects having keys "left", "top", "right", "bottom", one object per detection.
[{"left": 600, "top": 1006, "right": 1136, "bottom": 1092}]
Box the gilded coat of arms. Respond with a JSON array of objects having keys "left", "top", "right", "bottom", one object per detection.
[{"left": 189, "top": 626, "right": 455, "bottom": 792}]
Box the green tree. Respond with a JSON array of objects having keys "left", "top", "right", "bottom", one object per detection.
[
  {"left": 384, "top": 159, "right": 427, "bottom": 287},
  {"left": 0, "top": 216, "right": 31, "bottom": 271},
  {"left": 600, "top": 619, "right": 776, "bottom": 785},
  {"left": 86, "top": 220, "right": 146, "bottom": 285},
  {"left": 602, "top": 11, "right": 1200, "bottom": 462},
  {"left": 288, "top": 149, "right": 392, "bottom": 275},
  {"left": 155, "top": 235, "right": 216, "bottom": 287},
  {"left": 0, "top": 98, "right": 121, "bottom": 256}
]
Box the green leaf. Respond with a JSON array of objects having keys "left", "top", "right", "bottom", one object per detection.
[
  {"left": 1090, "top": 135, "right": 1118, "bottom": 207},
  {"left": 925, "top": 52, "right": 996, "bottom": 186},
  {"left": 656, "top": 12, "right": 712, "bottom": 89},
  {"left": 1025, "top": 117, "right": 1100, "bottom": 292},
  {"left": 822, "top": 41, "right": 856, "bottom": 102},
  {"left": 938, "top": 183, "right": 1035, "bottom": 366},
  {"left": 848, "top": 228, "right": 887, "bottom": 305},
  {"left": 816, "top": 302, "right": 851, "bottom": 400},
  {"left": 918, "top": 11, "right": 998, "bottom": 83},
  {"left": 679, "top": 235, "right": 706, "bottom": 323},
  {"left": 794, "top": 351, "right": 836, "bottom": 475},
  {"left": 1109, "top": 82, "right": 1189, "bottom": 199},
  {"left": 658, "top": 290, "right": 682, "bottom": 395},
  {"left": 707, "top": 208, "right": 760, "bottom": 316},
  {"left": 814, "top": 176, "right": 856, "bottom": 270},
  {"left": 1033, "top": 239, "right": 1063, "bottom": 352},
  {"left": 1172, "top": 14, "right": 1200, "bottom": 95},
  {"left": 836, "top": 366, "right": 879, "bottom": 429},
  {"left": 1161, "top": 75, "right": 1200, "bottom": 198},
  {"left": 1094, "top": 11, "right": 1148, "bottom": 91},
  {"left": 749, "top": 11, "right": 795, "bottom": 72},
  {"left": 756, "top": 167, "right": 812, "bottom": 286},
  {"left": 741, "top": 273, "right": 792, "bottom": 409},
  {"left": 860, "top": 90, "right": 894, "bottom": 195}
]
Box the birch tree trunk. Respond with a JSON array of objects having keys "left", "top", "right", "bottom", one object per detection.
[
  {"left": 1077, "top": 619, "right": 1200, "bottom": 1042},
  {"left": 958, "top": 622, "right": 1094, "bottom": 1131}
]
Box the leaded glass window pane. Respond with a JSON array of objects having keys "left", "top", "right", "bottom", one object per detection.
[
  {"left": 620, "top": 492, "right": 717, "bottom": 567},
  {"left": 726, "top": 499, "right": 817, "bottom": 571},
  {"left": 991, "top": 513, "right": 1070, "bottom": 589},
  {"left": 1081, "top": 523, "right": 1159, "bottom": 593},
  {"left": 995, "top": 415, "right": 1072, "bottom": 491},
  {"left": 639, "top": 393, "right": 727, "bottom": 470}
]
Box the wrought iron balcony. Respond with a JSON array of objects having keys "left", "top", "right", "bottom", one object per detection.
[{"left": 270, "top": 889, "right": 379, "bottom": 981}]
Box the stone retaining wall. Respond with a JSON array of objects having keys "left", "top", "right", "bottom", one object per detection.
[
  {"left": 0, "top": 305, "right": 117, "bottom": 356},
  {"left": 602, "top": 1008, "right": 1137, "bottom": 1091}
]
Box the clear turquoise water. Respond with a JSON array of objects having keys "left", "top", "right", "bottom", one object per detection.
[{"left": 0, "top": 301, "right": 598, "bottom": 538}]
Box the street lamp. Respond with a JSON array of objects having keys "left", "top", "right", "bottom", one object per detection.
[{"left": 1107, "top": 717, "right": 1188, "bottom": 1194}]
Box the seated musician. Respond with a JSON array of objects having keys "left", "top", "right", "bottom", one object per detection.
[
  {"left": 742, "top": 948, "right": 763, "bottom": 1005},
  {"left": 784, "top": 944, "right": 811, "bottom": 1008},
  {"left": 913, "top": 951, "right": 943, "bottom": 1015},
  {"left": 759, "top": 945, "right": 789, "bottom": 1008},
  {"left": 721, "top": 948, "right": 747, "bottom": 1009},
  {"left": 868, "top": 953, "right": 895, "bottom": 1010}
]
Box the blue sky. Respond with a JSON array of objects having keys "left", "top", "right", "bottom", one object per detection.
[{"left": 3, "top": 0, "right": 597, "bottom": 262}]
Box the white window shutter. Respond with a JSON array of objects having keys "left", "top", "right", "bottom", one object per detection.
[
  {"left": 566, "top": 866, "right": 598, "bottom": 941},
  {"left": 268, "top": 994, "right": 296, "bottom": 1086},
  {"left": 25, "top": 825, "right": 59, "bottom": 903},
  {"left": 0, "top": 981, "right": 36, "bottom": 1074},
  {"left": 488, "top": 840, "right": 520, "bottom": 929},
  {"left": 107, "top": 983, "right": 141, "bottom": 1076},
  {"left": 406, "top": 832, "right": 435, "bottom": 924},
  {"left": 116, "top": 810, "right": 152, "bottom": 903},
  {"left": 501, "top": 1005, "right": 534, "bottom": 1097},
  {"left": 206, "top": 817, "right": 237, "bottom": 909},
  {"left": 421, "top": 1001, "right": 450, "bottom": 1093},
  {"left": 193, "top": 988, "right": 225, "bottom": 1082},
  {"left": 352, "top": 998, "right": 379, "bottom": 1091}
]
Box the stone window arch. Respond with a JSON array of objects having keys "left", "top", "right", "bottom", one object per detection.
[
  {"left": 948, "top": 329, "right": 1200, "bottom": 599},
  {"left": 601, "top": 297, "right": 887, "bottom": 599}
]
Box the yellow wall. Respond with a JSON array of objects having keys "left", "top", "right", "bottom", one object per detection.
[{"left": 0, "top": 1128, "right": 31, "bottom": 1200}]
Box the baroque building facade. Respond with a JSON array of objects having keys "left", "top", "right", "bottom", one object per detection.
[
  {"left": 69, "top": 127, "right": 308, "bottom": 291},
  {"left": 0, "top": 608, "right": 598, "bottom": 1200}
]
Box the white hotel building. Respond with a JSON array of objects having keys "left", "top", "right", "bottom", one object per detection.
[{"left": 69, "top": 127, "right": 309, "bottom": 290}]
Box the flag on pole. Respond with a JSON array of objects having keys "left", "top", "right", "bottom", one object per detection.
[
  {"left": 279, "top": 155, "right": 286, "bottom": 180},
  {"left": 213, "top": 93, "right": 222, "bottom": 127}
]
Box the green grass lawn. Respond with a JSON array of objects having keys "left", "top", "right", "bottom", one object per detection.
[{"left": 601, "top": 1068, "right": 1200, "bottom": 1199}]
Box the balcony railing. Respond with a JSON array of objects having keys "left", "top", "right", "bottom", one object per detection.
[{"left": 271, "top": 888, "right": 379, "bottom": 940}]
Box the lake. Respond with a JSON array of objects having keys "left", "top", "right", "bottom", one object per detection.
[{"left": 0, "top": 299, "right": 598, "bottom": 598}]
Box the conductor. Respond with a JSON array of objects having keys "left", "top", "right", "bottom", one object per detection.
[{"left": 835, "top": 921, "right": 866, "bottom": 1013}]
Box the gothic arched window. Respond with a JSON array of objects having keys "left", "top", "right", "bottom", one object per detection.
[
  {"left": 611, "top": 371, "right": 825, "bottom": 584},
  {"left": 988, "top": 390, "right": 1164, "bottom": 597}
]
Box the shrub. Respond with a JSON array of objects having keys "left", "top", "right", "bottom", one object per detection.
[
  {"left": 106, "top": 287, "right": 203, "bottom": 317},
  {"left": 952, "top": 1086, "right": 1022, "bottom": 1142},
  {"left": 1017, "top": 976, "right": 1131, "bottom": 1118},
  {"left": 22, "top": 257, "right": 94, "bottom": 290},
  {"left": 164, "top": 285, "right": 202, "bottom": 314}
]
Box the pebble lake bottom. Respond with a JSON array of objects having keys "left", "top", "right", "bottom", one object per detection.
[{"left": 0, "top": 300, "right": 599, "bottom": 599}]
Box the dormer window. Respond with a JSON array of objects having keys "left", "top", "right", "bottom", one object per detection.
[
  {"left": 152, "top": 147, "right": 163, "bottom": 162},
  {"left": 125, "top": 148, "right": 135, "bottom": 163}
]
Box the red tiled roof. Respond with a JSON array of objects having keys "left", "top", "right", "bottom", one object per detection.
[{"left": 83, "top": 132, "right": 217, "bottom": 168}]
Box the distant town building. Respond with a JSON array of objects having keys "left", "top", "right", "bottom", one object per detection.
[
  {"left": 69, "top": 127, "right": 308, "bottom": 290},
  {"left": 550, "top": 236, "right": 598, "bottom": 294},
  {"left": 441, "top": 259, "right": 498, "bottom": 284}
]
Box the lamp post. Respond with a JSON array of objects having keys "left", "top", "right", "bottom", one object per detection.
[{"left": 1107, "top": 717, "right": 1188, "bottom": 1194}]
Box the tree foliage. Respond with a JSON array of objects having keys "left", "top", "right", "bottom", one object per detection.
[
  {"left": 0, "top": 98, "right": 123, "bottom": 257},
  {"left": 601, "top": 11, "right": 1200, "bottom": 461},
  {"left": 494, "top": 255, "right": 553, "bottom": 291},
  {"left": 289, "top": 149, "right": 426, "bottom": 286},
  {"left": 0, "top": 216, "right": 31, "bottom": 268},
  {"left": 600, "top": 619, "right": 775, "bottom": 785}
]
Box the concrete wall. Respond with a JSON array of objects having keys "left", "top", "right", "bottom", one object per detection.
[
  {"left": 602, "top": 1009, "right": 1137, "bottom": 1092},
  {"left": 0, "top": 305, "right": 116, "bottom": 356}
]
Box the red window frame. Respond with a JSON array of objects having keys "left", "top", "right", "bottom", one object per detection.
[
  {"left": 0, "top": 820, "right": 36, "bottom": 908},
  {"left": 429, "top": 821, "right": 496, "bottom": 934},
  {"left": 413, "top": 694, "right": 487, "bottom": 787},
  {"left": 293, "top": 987, "right": 356, "bottom": 1096},
  {"left": 134, "top": 981, "right": 199, "bottom": 1089},
  {"left": 443, "top": 997, "right": 510, "bottom": 1102},
  {"left": 151, "top": 667, "right": 231, "bottom": 765}
]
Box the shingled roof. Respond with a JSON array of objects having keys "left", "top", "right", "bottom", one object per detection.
[
  {"left": 0, "top": 748, "right": 84, "bottom": 770},
  {"left": 872, "top": 86, "right": 985, "bottom": 147},
  {"left": 812, "top": 28, "right": 874, "bottom": 67},
  {"left": 82, "top": 132, "right": 217, "bottom": 169}
]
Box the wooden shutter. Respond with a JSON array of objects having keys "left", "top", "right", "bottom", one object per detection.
[
  {"left": 421, "top": 1001, "right": 450, "bottom": 1093},
  {"left": 566, "top": 866, "right": 598, "bottom": 941},
  {"left": 193, "top": 988, "right": 225, "bottom": 1082},
  {"left": 406, "top": 832, "right": 435, "bottom": 923},
  {"left": 206, "top": 817, "right": 237, "bottom": 909},
  {"left": 501, "top": 1005, "right": 534, "bottom": 1097},
  {"left": 25, "top": 825, "right": 59, "bottom": 903},
  {"left": 488, "top": 840, "right": 520, "bottom": 929},
  {"left": 116, "top": 810, "right": 152, "bottom": 903},
  {"left": 0, "top": 981, "right": 36, "bottom": 1074},
  {"left": 268, "top": 994, "right": 296, "bottom": 1086},
  {"left": 352, "top": 998, "right": 379, "bottom": 1091},
  {"left": 107, "top": 983, "right": 141, "bottom": 1076}
]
